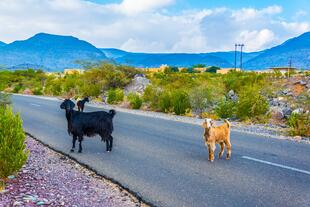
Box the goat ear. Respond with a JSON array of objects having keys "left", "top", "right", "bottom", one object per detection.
[
  {"left": 210, "top": 120, "right": 215, "bottom": 126},
  {"left": 202, "top": 120, "right": 207, "bottom": 128}
]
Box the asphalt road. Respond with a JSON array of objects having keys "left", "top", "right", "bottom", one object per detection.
[{"left": 12, "top": 95, "right": 310, "bottom": 207}]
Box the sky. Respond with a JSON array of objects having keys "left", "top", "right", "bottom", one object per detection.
[{"left": 0, "top": 0, "right": 309, "bottom": 53}]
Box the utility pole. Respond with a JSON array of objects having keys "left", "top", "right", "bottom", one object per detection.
[
  {"left": 239, "top": 44, "right": 244, "bottom": 70},
  {"left": 288, "top": 56, "right": 292, "bottom": 78},
  {"left": 234, "top": 44, "right": 238, "bottom": 69}
]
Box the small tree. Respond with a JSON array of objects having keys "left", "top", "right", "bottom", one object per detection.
[
  {"left": 189, "top": 86, "right": 213, "bottom": 116},
  {"left": 0, "top": 106, "right": 28, "bottom": 179},
  {"left": 158, "top": 91, "right": 172, "bottom": 112},
  {"left": 0, "top": 93, "right": 11, "bottom": 107},
  {"left": 107, "top": 88, "right": 124, "bottom": 104},
  {"left": 215, "top": 98, "right": 236, "bottom": 118},
  {"left": 171, "top": 90, "right": 190, "bottom": 115},
  {"left": 236, "top": 87, "right": 269, "bottom": 121},
  {"left": 127, "top": 93, "right": 143, "bottom": 109},
  {"left": 288, "top": 113, "right": 310, "bottom": 137}
]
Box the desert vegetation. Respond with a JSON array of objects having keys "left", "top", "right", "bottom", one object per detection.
[
  {"left": 0, "top": 94, "right": 28, "bottom": 189},
  {"left": 0, "top": 63, "right": 309, "bottom": 137}
]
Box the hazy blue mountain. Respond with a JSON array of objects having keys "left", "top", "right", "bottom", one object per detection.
[
  {"left": 115, "top": 52, "right": 233, "bottom": 68},
  {"left": 0, "top": 41, "right": 6, "bottom": 47},
  {"left": 100, "top": 49, "right": 233, "bottom": 68},
  {"left": 101, "top": 48, "right": 263, "bottom": 68},
  {"left": 101, "top": 32, "right": 310, "bottom": 69},
  {"left": 0, "top": 33, "right": 107, "bottom": 71},
  {"left": 244, "top": 32, "right": 310, "bottom": 70},
  {"left": 1, "top": 32, "right": 309, "bottom": 71},
  {"left": 209, "top": 51, "right": 262, "bottom": 66},
  {"left": 101, "top": 48, "right": 129, "bottom": 59}
]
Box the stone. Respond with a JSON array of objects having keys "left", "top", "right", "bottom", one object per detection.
[
  {"left": 294, "top": 136, "right": 302, "bottom": 140},
  {"left": 292, "top": 108, "right": 303, "bottom": 114},
  {"left": 282, "top": 89, "right": 291, "bottom": 95},
  {"left": 124, "top": 75, "right": 151, "bottom": 95},
  {"left": 8, "top": 175, "right": 15, "bottom": 179},
  {"left": 270, "top": 107, "right": 284, "bottom": 120},
  {"left": 282, "top": 107, "right": 292, "bottom": 116},
  {"left": 227, "top": 90, "right": 238, "bottom": 102},
  {"left": 36, "top": 201, "right": 45, "bottom": 206}
]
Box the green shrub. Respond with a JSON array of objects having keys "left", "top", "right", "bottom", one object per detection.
[
  {"left": 158, "top": 91, "right": 172, "bottom": 112},
  {"left": 33, "top": 87, "right": 43, "bottom": 95},
  {"left": 0, "top": 93, "right": 11, "bottom": 107},
  {"left": 13, "top": 84, "right": 23, "bottom": 93},
  {"left": 215, "top": 98, "right": 236, "bottom": 118},
  {"left": 288, "top": 113, "right": 310, "bottom": 137},
  {"left": 127, "top": 93, "right": 143, "bottom": 109},
  {"left": 0, "top": 106, "right": 28, "bottom": 179},
  {"left": 236, "top": 87, "right": 269, "bottom": 121},
  {"left": 171, "top": 90, "right": 190, "bottom": 115},
  {"left": 189, "top": 86, "right": 214, "bottom": 116},
  {"left": 107, "top": 88, "right": 124, "bottom": 104}
]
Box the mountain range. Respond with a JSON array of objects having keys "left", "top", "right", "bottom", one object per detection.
[
  {"left": 0, "top": 32, "right": 309, "bottom": 71},
  {"left": 0, "top": 33, "right": 107, "bottom": 71}
]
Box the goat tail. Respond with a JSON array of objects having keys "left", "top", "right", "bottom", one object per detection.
[
  {"left": 224, "top": 119, "right": 231, "bottom": 128},
  {"left": 109, "top": 109, "right": 116, "bottom": 118}
]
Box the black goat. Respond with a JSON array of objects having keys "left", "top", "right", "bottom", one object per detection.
[
  {"left": 60, "top": 99, "right": 116, "bottom": 153},
  {"left": 77, "top": 97, "right": 89, "bottom": 112}
]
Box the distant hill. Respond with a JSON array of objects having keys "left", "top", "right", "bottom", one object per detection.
[
  {"left": 0, "top": 41, "right": 6, "bottom": 47},
  {"left": 0, "top": 33, "right": 107, "bottom": 71},
  {"left": 100, "top": 48, "right": 129, "bottom": 59},
  {"left": 1, "top": 32, "right": 309, "bottom": 71},
  {"left": 113, "top": 52, "right": 233, "bottom": 68},
  {"left": 244, "top": 32, "right": 310, "bottom": 70},
  {"left": 101, "top": 32, "right": 310, "bottom": 70},
  {"left": 100, "top": 49, "right": 263, "bottom": 68}
]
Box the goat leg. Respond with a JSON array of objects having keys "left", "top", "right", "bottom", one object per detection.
[
  {"left": 209, "top": 143, "right": 216, "bottom": 162},
  {"left": 225, "top": 140, "right": 232, "bottom": 160},
  {"left": 108, "top": 135, "right": 113, "bottom": 152},
  {"left": 71, "top": 135, "right": 77, "bottom": 152},
  {"left": 78, "top": 136, "right": 83, "bottom": 153},
  {"left": 219, "top": 142, "right": 225, "bottom": 159}
]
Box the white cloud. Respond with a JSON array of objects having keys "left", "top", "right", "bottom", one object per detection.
[
  {"left": 108, "top": 0, "right": 175, "bottom": 15},
  {"left": 0, "top": 0, "right": 309, "bottom": 52}
]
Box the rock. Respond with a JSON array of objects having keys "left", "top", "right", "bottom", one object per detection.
[
  {"left": 282, "top": 107, "right": 292, "bottom": 116},
  {"left": 299, "top": 80, "right": 307, "bottom": 85},
  {"left": 294, "top": 136, "right": 302, "bottom": 140},
  {"left": 270, "top": 107, "right": 284, "bottom": 120},
  {"left": 292, "top": 108, "right": 303, "bottom": 114},
  {"left": 8, "top": 175, "right": 15, "bottom": 179},
  {"left": 282, "top": 89, "right": 291, "bottom": 95},
  {"left": 13, "top": 201, "right": 23, "bottom": 206},
  {"left": 23, "top": 88, "right": 33, "bottom": 95},
  {"left": 36, "top": 201, "right": 45, "bottom": 206},
  {"left": 124, "top": 74, "right": 150, "bottom": 95},
  {"left": 227, "top": 90, "right": 238, "bottom": 102}
]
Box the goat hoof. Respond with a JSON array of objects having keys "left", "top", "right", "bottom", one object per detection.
[
  {"left": 78, "top": 150, "right": 82, "bottom": 153},
  {"left": 70, "top": 149, "right": 74, "bottom": 152}
]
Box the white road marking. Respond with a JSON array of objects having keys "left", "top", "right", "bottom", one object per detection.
[
  {"left": 242, "top": 156, "right": 310, "bottom": 175},
  {"left": 30, "top": 103, "right": 41, "bottom": 107}
]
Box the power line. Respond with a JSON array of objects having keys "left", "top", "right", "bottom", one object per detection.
[{"left": 234, "top": 43, "right": 245, "bottom": 70}]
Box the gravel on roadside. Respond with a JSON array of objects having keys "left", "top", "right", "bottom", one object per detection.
[{"left": 0, "top": 136, "right": 144, "bottom": 207}]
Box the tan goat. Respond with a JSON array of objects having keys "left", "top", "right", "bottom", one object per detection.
[{"left": 202, "top": 119, "right": 232, "bottom": 162}]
